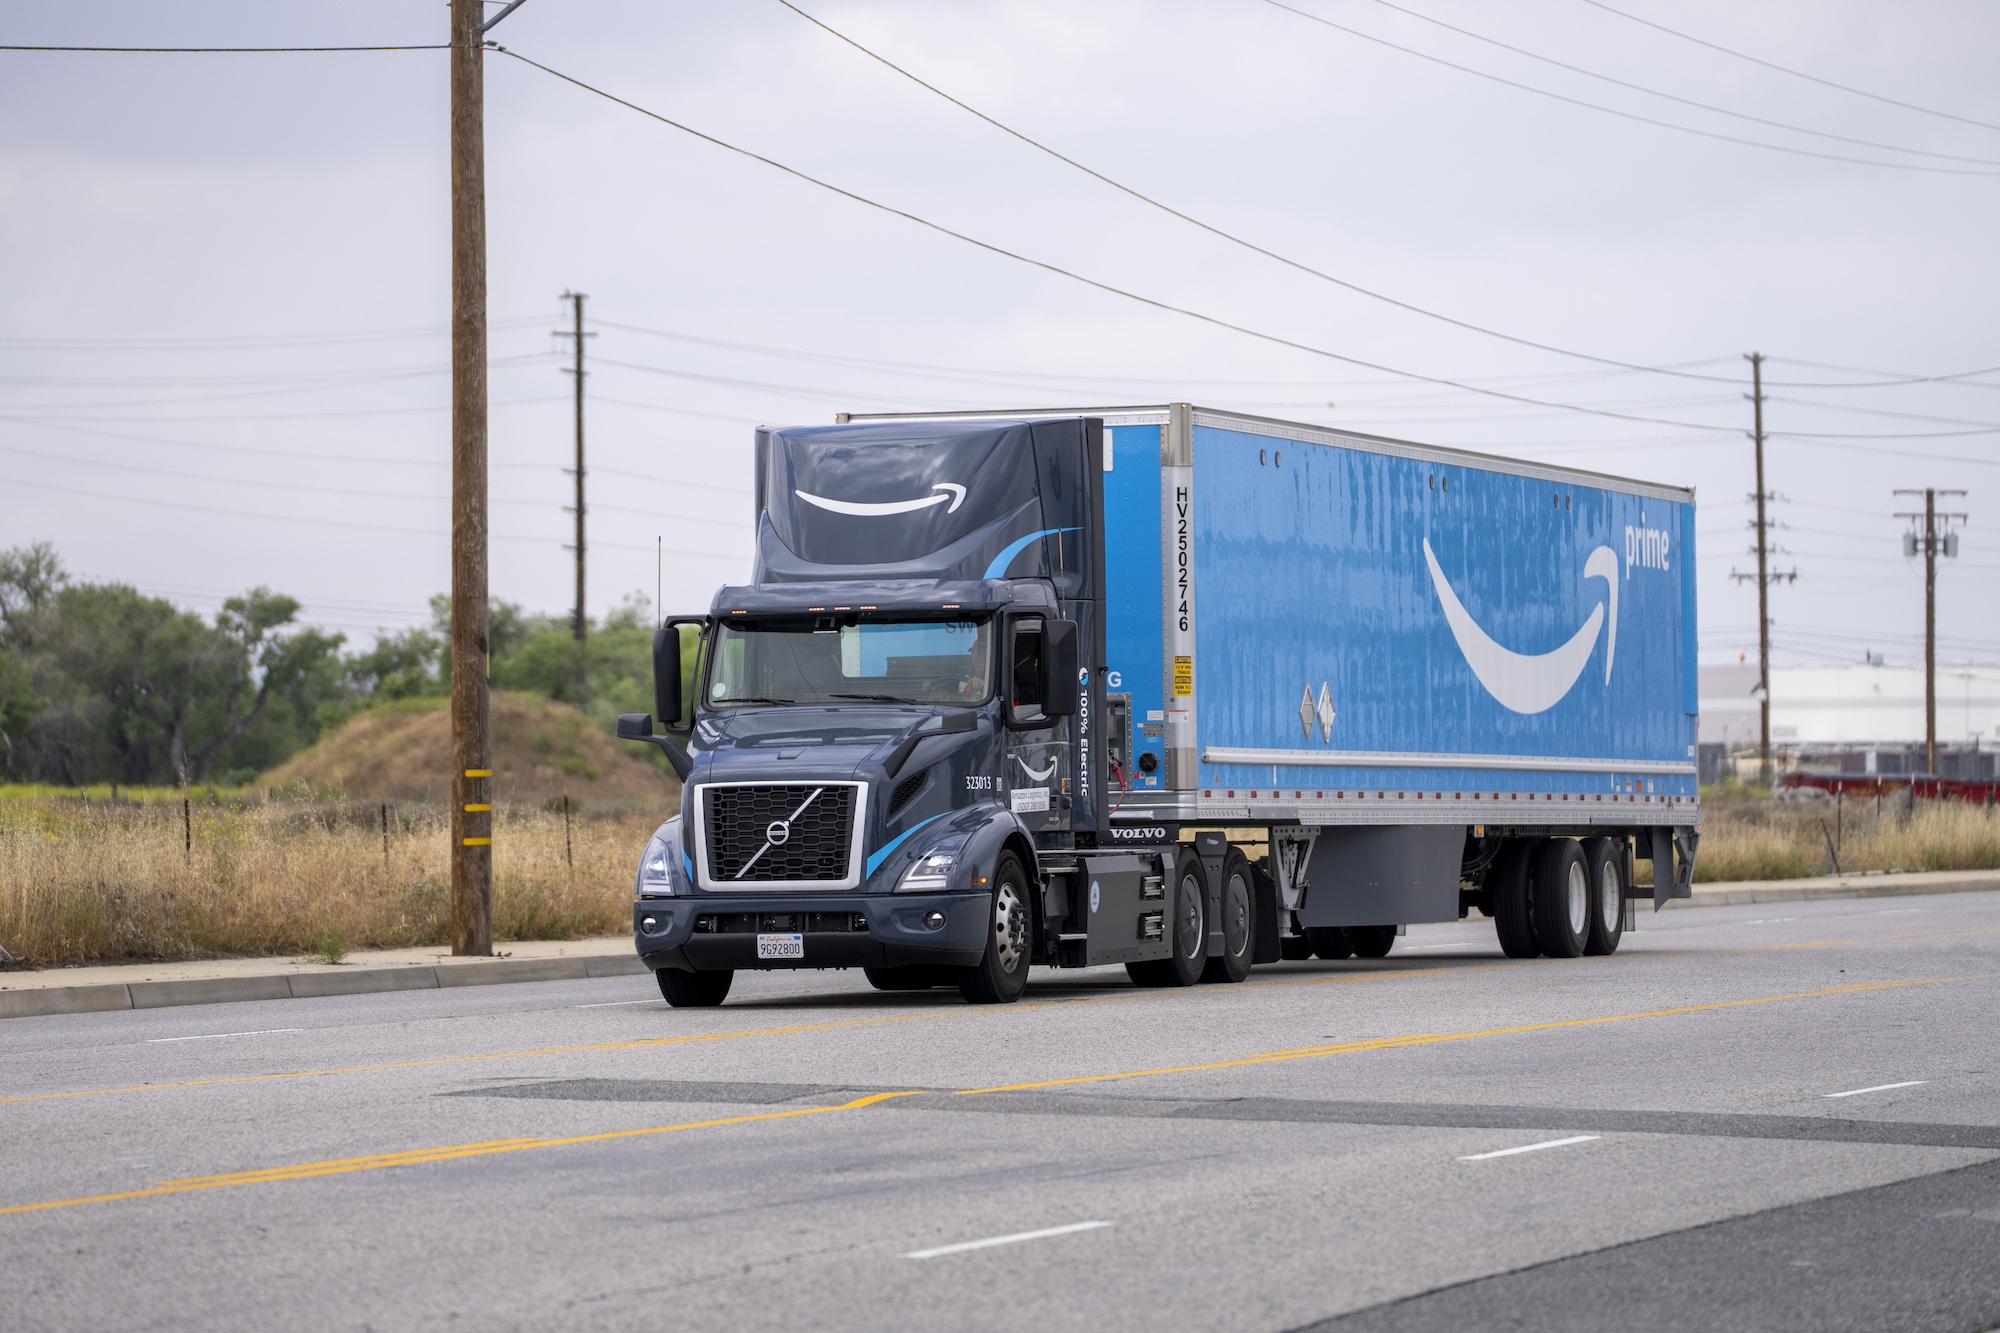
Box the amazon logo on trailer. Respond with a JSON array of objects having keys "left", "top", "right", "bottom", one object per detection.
[{"left": 1423, "top": 538, "right": 1618, "bottom": 716}]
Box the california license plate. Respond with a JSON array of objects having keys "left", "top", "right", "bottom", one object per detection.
[{"left": 756, "top": 933, "right": 804, "bottom": 960}]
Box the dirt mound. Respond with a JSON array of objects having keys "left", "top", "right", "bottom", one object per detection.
[{"left": 262, "top": 692, "right": 677, "bottom": 813}]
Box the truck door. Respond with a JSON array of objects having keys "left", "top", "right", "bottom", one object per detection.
[{"left": 1003, "top": 616, "right": 1071, "bottom": 833}]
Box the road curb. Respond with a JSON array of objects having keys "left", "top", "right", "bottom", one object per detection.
[
  {"left": 1673, "top": 872, "right": 2000, "bottom": 909},
  {"left": 0, "top": 953, "right": 650, "bottom": 1021}
]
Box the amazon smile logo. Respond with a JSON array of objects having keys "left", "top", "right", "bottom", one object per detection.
[
  {"left": 795, "top": 483, "right": 965, "bottom": 517},
  {"left": 1423, "top": 538, "right": 1618, "bottom": 715}
]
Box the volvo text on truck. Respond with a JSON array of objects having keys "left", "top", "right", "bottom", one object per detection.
[{"left": 618, "top": 405, "right": 1700, "bottom": 1006}]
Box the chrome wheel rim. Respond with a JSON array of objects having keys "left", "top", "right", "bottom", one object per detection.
[
  {"left": 1600, "top": 857, "right": 1622, "bottom": 934},
  {"left": 1177, "top": 872, "right": 1205, "bottom": 959},
  {"left": 993, "top": 878, "right": 1029, "bottom": 972},
  {"left": 1566, "top": 860, "right": 1589, "bottom": 937}
]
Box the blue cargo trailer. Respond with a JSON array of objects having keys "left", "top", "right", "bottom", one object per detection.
[{"left": 620, "top": 405, "right": 1699, "bottom": 1006}]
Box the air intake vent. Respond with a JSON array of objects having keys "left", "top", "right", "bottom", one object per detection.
[
  {"left": 702, "top": 783, "right": 857, "bottom": 884},
  {"left": 887, "top": 770, "right": 927, "bottom": 818}
]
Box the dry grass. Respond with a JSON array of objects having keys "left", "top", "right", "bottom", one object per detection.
[
  {"left": 1695, "top": 792, "right": 2000, "bottom": 882},
  {"left": 0, "top": 794, "right": 666, "bottom": 968}
]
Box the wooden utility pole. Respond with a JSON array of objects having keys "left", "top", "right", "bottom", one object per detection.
[
  {"left": 450, "top": 0, "right": 492, "bottom": 955},
  {"left": 1896, "top": 487, "right": 1968, "bottom": 776},
  {"left": 1730, "top": 353, "right": 1792, "bottom": 787},
  {"left": 557, "top": 290, "right": 592, "bottom": 698}
]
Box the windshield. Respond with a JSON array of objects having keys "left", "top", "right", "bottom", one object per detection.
[{"left": 708, "top": 616, "right": 992, "bottom": 708}]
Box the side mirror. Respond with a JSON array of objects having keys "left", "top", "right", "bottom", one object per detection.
[
  {"left": 1041, "top": 619, "right": 1080, "bottom": 717},
  {"left": 652, "top": 628, "right": 682, "bottom": 730},
  {"left": 616, "top": 713, "right": 653, "bottom": 740}
]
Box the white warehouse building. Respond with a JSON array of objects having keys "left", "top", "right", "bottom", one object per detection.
[{"left": 1699, "top": 663, "right": 2000, "bottom": 780}]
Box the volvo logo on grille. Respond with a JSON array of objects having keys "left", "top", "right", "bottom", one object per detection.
[{"left": 765, "top": 820, "right": 791, "bottom": 846}]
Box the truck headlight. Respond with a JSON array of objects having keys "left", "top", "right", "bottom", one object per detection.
[
  {"left": 896, "top": 837, "right": 967, "bottom": 893},
  {"left": 639, "top": 835, "right": 675, "bottom": 895}
]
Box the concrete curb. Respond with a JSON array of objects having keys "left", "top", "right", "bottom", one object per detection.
[
  {"left": 1672, "top": 869, "right": 2000, "bottom": 910},
  {"left": 0, "top": 954, "right": 649, "bottom": 1021}
]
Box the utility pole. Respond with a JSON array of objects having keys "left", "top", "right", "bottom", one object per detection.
[
  {"left": 556, "top": 291, "right": 594, "bottom": 698},
  {"left": 1895, "top": 488, "right": 1968, "bottom": 775},
  {"left": 449, "top": 0, "right": 492, "bottom": 956},
  {"left": 1729, "top": 353, "right": 1794, "bottom": 787}
]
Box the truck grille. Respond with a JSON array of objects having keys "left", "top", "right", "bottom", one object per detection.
[{"left": 702, "top": 783, "right": 858, "bottom": 885}]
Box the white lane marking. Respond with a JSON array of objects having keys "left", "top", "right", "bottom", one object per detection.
[
  {"left": 147, "top": 1028, "right": 303, "bottom": 1044},
  {"left": 904, "top": 1220, "right": 1110, "bottom": 1259},
  {"left": 1459, "top": 1135, "right": 1600, "bottom": 1161},
  {"left": 1825, "top": 1080, "right": 1928, "bottom": 1098},
  {"left": 575, "top": 999, "right": 663, "bottom": 1009}
]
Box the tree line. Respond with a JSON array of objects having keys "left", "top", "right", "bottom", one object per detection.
[{"left": 0, "top": 543, "right": 661, "bottom": 786}]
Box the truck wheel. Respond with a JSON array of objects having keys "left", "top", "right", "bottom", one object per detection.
[
  {"left": 865, "top": 966, "right": 951, "bottom": 991},
  {"left": 1306, "top": 927, "right": 1352, "bottom": 960},
  {"left": 1127, "top": 846, "right": 1207, "bottom": 987},
  {"left": 656, "top": 967, "right": 733, "bottom": 1008},
  {"left": 1201, "top": 847, "right": 1255, "bottom": 983},
  {"left": 1349, "top": 925, "right": 1397, "bottom": 958},
  {"left": 958, "top": 852, "right": 1032, "bottom": 1004},
  {"left": 1532, "top": 839, "right": 1590, "bottom": 958},
  {"left": 1581, "top": 837, "right": 1626, "bottom": 956},
  {"left": 1491, "top": 839, "right": 1540, "bottom": 959}
]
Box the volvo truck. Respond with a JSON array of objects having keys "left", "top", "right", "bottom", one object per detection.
[{"left": 619, "top": 405, "right": 1700, "bottom": 1006}]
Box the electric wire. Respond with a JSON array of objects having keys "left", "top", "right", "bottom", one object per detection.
[
  {"left": 1359, "top": 0, "right": 2000, "bottom": 167},
  {"left": 776, "top": 0, "right": 1761, "bottom": 382},
  {"left": 0, "top": 44, "right": 455, "bottom": 54},
  {"left": 1573, "top": 0, "right": 2000, "bottom": 135},
  {"left": 490, "top": 46, "right": 1742, "bottom": 435},
  {"left": 1262, "top": 0, "right": 2000, "bottom": 176}
]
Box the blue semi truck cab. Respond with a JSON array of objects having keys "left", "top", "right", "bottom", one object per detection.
[{"left": 621, "top": 406, "right": 1700, "bottom": 1006}]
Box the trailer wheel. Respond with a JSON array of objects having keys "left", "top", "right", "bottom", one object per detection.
[
  {"left": 1306, "top": 927, "right": 1352, "bottom": 960},
  {"left": 1202, "top": 847, "right": 1255, "bottom": 983},
  {"left": 657, "top": 967, "right": 733, "bottom": 1008},
  {"left": 1491, "top": 839, "right": 1540, "bottom": 959},
  {"left": 1127, "top": 846, "right": 1207, "bottom": 987},
  {"left": 958, "top": 853, "right": 1033, "bottom": 1004},
  {"left": 864, "top": 966, "right": 952, "bottom": 991},
  {"left": 1532, "top": 839, "right": 1590, "bottom": 958},
  {"left": 1349, "top": 925, "right": 1397, "bottom": 958},
  {"left": 1581, "top": 837, "right": 1625, "bottom": 956}
]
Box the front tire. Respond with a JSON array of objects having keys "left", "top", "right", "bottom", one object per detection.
[
  {"left": 958, "top": 852, "right": 1032, "bottom": 1004},
  {"left": 1127, "top": 846, "right": 1208, "bottom": 987},
  {"left": 1581, "top": 837, "right": 1626, "bottom": 956},
  {"left": 1201, "top": 847, "right": 1255, "bottom": 983},
  {"left": 1533, "top": 838, "right": 1590, "bottom": 958},
  {"left": 657, "top": 967, "right": 733, "bottom": 1008}
]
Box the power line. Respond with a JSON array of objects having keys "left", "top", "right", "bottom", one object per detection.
[
  {"left": 0, "top": 316, "right": 548, "bottom": 350},
  {"left": 777, "top": 0, "right": 1758, "bottom": 382},
  {"left": 0, "top": 43, "right": 454, "bottom": 53},
  {"left": 1764, "top": 356, "right": 2000, "bottom": 388},
  {"left": 1573, "top": 0, "right": 2000, "bottom": 136},
  {"left": 1262, "top": 0, "right": 2000, "bottom": 177},
  {"left": 1358, "top": 0, "right": 2000, "bottom": 167},
  {"left": 491, "top": 46, "right": 1741, "bottom": 434},
  {"left": 1766, "top": 397, "right": 2000, "bottom": 429}
]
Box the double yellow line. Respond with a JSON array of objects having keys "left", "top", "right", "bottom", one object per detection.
[{"left": 0, "top": 975, "right": 1960, "bottom": 1221}]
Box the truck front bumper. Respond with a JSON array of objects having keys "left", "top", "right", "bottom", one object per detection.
[{"left": 633, "top": 892, "right": 989, "bottom": 973}]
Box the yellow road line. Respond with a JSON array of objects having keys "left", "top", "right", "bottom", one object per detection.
[
  {"left": 0, "top": 975, "right": 1968, "bottom": 1221},
  {"left": 0, "top": 1092, "right": 924, "bottom": 1219},
  {"left": 954, "top": 977, "right": 1961, "bottom": 1096},
  {"left": 0, "top": 966, "right": 1463, "bottom": 1109},
  {"left": 6, "top": 921, "right": 1992, "bottom": 1110}
]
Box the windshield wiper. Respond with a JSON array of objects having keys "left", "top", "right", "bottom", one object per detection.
[
  {"left": 829, "top": 693, "right": 916, "bottom": 704},
  {"left": 714, "top": 696, "right": 793, "bottom": 706}
]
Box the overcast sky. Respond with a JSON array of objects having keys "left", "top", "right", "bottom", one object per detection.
[{"left": 2, "top": 0, "right": 1996, "bottom": 676}]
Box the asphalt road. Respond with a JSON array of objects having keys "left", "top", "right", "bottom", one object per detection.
[{"left": 3, "top": 891, "right": 1997, "bottom": 1333}]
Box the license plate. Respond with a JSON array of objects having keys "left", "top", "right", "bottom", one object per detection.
[{"left": 756, "top": 933, "right": 804, "bottom": 960}]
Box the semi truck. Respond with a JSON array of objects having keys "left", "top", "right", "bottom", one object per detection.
[{"left": 619, "top": 404, "right": 1700, "bottom": 1007}]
